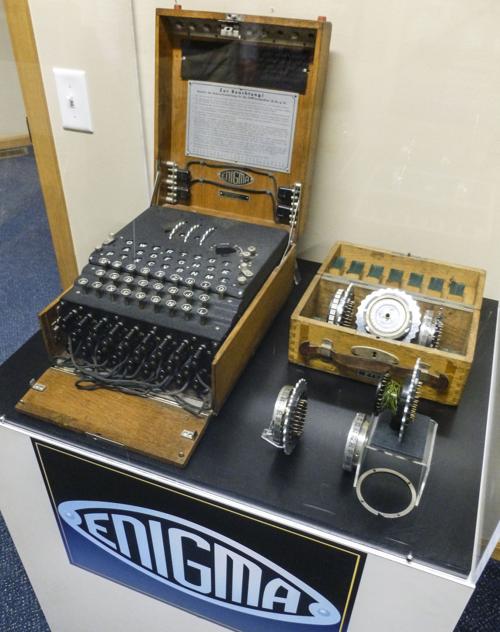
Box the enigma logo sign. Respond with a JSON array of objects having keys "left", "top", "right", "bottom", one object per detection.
[{"left": 58, "top": 500, "right": 340, "bottom": 625}]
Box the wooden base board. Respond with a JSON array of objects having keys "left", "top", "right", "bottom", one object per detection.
[
  {"left": 15, "top": 368, "right": 208, "bottom": 467},
  {"left": 0, "top": 134, "right": 31, "bottom": 150}
]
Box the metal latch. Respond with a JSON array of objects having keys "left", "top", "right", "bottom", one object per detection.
[
  {"left": 29, "top": 379, "right": 46, "bottom": 392},
  {"left": 180, "top": 429, "right": 198, "bottom": 440},
  {"left": 219, "top": 14, "right": 242, "bottom": 38}
]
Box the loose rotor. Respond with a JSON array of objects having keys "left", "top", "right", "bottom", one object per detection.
[
  {"left": 343, "top": 412, "right": 372, "bottom": 472},
  {"left": 261, "top": 378, "right": 308, "bottom": 455},
  {"left": 396, "top": 358, "right": 423, "bottom": 441},
  {"left": 356, "top": 288, "right": 421, "bottom": 342},
  {"left": 417, "top": 309, "right": 444, "bottom": 349},
  {"left": 327, "top": 283, "right": 355, "bottom": 327}
]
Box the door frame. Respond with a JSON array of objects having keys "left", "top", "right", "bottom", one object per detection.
[{"left": 5, "top": 0, "right": 77, "bottom": 289}]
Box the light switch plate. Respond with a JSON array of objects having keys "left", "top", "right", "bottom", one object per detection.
[{"left": 53, "top": 68, "right": 93, "bottom": 133}]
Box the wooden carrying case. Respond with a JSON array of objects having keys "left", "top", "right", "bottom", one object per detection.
[
  {"left": 289, "top": 242, "right": 486, "bottom": 405},
  {"left": 16, "top": 8, "right": 331, "bottom": 466}
]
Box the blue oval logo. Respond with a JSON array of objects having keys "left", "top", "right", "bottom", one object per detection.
[{"left": 58, "top": 500, "right": 340, "bottom": 625}]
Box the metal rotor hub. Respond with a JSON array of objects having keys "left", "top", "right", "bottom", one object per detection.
[
  {"left": 327, "top": 283, "right": 355, "bottom": 327},
  {"left": 343, "top": 412, "right": 372, "bottom": 472},
  {"left": 261, "top": 378, "right": 308, "bottom": 455},
  {"left": 356, "top": 288, "right": 421, "bottom": 342}
]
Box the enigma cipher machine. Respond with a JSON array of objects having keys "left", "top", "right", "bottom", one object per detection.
[{"left": 16, "top": 9, "right": 331, "bottom": 465}]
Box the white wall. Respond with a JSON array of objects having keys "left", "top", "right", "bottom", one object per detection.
[
  {"left": 0, "top": 0, "right": 27, "bottom": 138},
  {"left": 28, "top": 0, "right": 150, "bottom": 270}
]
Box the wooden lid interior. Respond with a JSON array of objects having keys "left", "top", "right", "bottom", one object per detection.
[{"left": 155, "top": 9, "right": 331, "bottom": 234}]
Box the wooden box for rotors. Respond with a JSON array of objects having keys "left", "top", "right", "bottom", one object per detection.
[
  {"left": 16, "top": 8, "right": 331, "bottom": 466},
  {"left": 289, "top": 242, "right": 486, "bottom": 405}
]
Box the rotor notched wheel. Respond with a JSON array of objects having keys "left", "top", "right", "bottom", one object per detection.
[{"left": 261, "top": 378, "right": 308, "bottom": 455}]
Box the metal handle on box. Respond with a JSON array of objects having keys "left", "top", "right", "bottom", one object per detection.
[{"left": 298, "top": 340, "right": 449, "bottom": 392}]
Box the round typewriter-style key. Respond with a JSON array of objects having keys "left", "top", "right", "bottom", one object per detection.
[
  {"left": 247, "top": 245, "right": 257, "bottom": 256},
  {"left": 150, "top": 253, "right": 158, "bottom": 259},
  {"left": 200, "top": 281, "right": 211, "bottom": 291},
  {"left": 139, "top": 242, "right": 148, "bottom": 249},
  {"left": 194, "top": 255, "right": 202, "bottom": 261},
  {"left": 183, "top": 289, "right": 194, "bottom": 302},
  {"left": 105, "top": 284, "right": 118, "bottom": 300},
  {"left": 77, "top": 277, "right": 89, "bottom": 293},
  {"left": 237, "top": 275, "right": 247, "bottom": 285},
  {"left": 170, "top": 273, "right": 181, "bottom": 284},
  {"left": 140, "top": 266, "right": 151, "bottom": 276},
  {"left": 215, "top": 284, "right": 226, "bottom": 296},
  {"left": 125, "top": 263, "right": 136, "bottom": 273},
  {"left": 192, "top": 262, "right": 201, "bottom": 269},
  {"left": 181, "top": 303, "right": 193, "bottom": 317},
  {"left": 122, "top": 246, "right": 130, "bottom": 253},
  {"left": 199, "top": 293, "right": 210, "bottom": 305},
  {"left": 136, "top": 250, "right": 144, "bottom": 256},
  {"left": 135, "top": 291, "right": 146, "bottom": 308},
  {"left": 176, "top": 268, "right": 184, "bottom": 274},
  {"left": 91, "top": 281, "right": 103, "bottom": 296},
  {"left": 163, "top": 256, "right": 172, "bottom": 262},
  {"left": 120, "top": 288, "right": 132, "bottom": 303},
  {"left": 208, "top": 258, "right": 216, "bottom": 264},
  {"left": 166, "top": 249, "right": 174, "bottom": 255},
  {"left": 134, "top": 258, "right": 141, "bottom": 263},
  {"left": 191, "top": 271, "right": 199, "bottom": 277},
  {"left": 108, "top": 271, "right": 120, "bottom": 282},
  {"left": 205, "top": 274, "right": 214, "bottom": 280},
  {"left": 197, "top": 307, "right": 208, "bottom": 322},
  {"left": 122, "top": 275, "right": 134, "bottom": 285},
  {"left": 152, "top": 282, "right": 164, "bottom": 292},
  {"left": 241, "top": 250, "right": 251, "bottom": 261},
  {"left": 147, "top": 261, "right": 156, "bottom": 267},
  {"left": 185, "top": 277, "right": 195, "bottom": 287},
  {"left": 152, "top": 245, "right": 161, "bottom": 252},
  {"left": 218, "top": 278, "right": 228, "bottom": 285},
  {"left": 221, "top": 269, "right": 231, "bottom": 276},
  {"left": 178, "top": 259, "right": 186, "bottom": 266},
  {"left": 95, "top": 268, "right": 106, "bottom": 278},
  {"left": 223, "top": 260, "right": 231, "bottom": 267},
  {"left": 207, "top": 266, "right": 215, "bottom": 272},
  {"left": 111, "top": 260, "right": 122, "bottom": 270},
  {"left": 98, "top": 257, "right": 110, "bottom": 267},
  {"left": 180, "top": 251, "right": 188, "bottom": 257},
  {"left": 137, "top": 279, "right": 149, "bottom": 290},
  {"left": 151, "top": 295, "right": 162, "bottom": 311},
  {"left": 126, "top": 240, "right": 134, "bottom": 246},
  {"left": 167, "top": 286, "right": 179, "bottom": 296},
  {"left": 154, "top": 270, "right": 166, "bottom": 280},
  {"left": 166, "top": 299, "right": 177, "bottom": 312}
]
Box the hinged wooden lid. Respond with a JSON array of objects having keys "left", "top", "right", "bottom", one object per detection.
[{"left": 155, "top": 8, "right": 331, "bottom": 236}]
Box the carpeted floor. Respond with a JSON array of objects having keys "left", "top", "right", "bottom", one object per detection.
[{"left": 0, "top": 148, "right": 498, "bottom": 631}]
